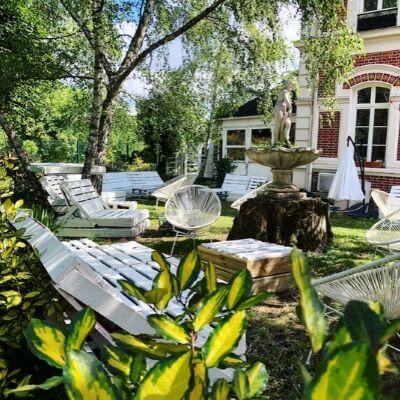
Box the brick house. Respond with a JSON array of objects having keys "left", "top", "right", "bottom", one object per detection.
[
  {"left": 221, "top": 1, "right": 400, "bottom": 193},
  {"left": 297, "top": 0, "right": 400, "bottom": 193}
]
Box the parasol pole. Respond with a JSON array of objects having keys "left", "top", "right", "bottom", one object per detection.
[{"left": 347, "top": 135, "right": 366, "bottom": 211}]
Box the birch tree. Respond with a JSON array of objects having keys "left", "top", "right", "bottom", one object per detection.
[{"left": 1, "top": 0, "right": 362, "bottom": 190}]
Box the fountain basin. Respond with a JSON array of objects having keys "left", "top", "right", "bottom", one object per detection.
[
  {"left": 246, "top": 147, "right": 321, "bottom": 193},
  {"left": 246, "top": 147, "right": 320, "bottom": 169}
]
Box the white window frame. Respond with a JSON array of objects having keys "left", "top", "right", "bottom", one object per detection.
[
  {"left": 223, "top": 125, "right": 272, "bottom": 163},
  {"left": 362, "top": 0, "right": 398, "bottom": 12},
  {"left": 354, "top": 85, "right": 390, "bottom": 163},
  {"left": 225, "top": 128, "right": 247, "bottom": 162}
]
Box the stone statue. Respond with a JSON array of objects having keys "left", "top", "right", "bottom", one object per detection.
[{"left": 272, "top": 80, "right": 295, "bottom": 145}]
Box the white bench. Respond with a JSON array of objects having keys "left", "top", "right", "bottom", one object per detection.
[
  {"left": 12, "top": 213, "right": 245, "bottom": 380},
  {"left": 103, "top": 171, "right": 164, "bottom": 198}
]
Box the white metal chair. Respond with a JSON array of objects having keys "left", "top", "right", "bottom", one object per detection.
[
  {"left": 152, "top": 173, "right": 197, "bottom": 207},
  {"left": 366, "top": 207, "right": 400, "bottom": 253},
  {"left": 313, "top": 253, "right": 400, "bottom": 321},
  {"left": 165, "top": 185, "right": 221, "bottom": 255}
]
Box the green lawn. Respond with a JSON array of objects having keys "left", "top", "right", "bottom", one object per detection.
[{"left": 135, "top": 200, "right": 381, "bottom": 399}]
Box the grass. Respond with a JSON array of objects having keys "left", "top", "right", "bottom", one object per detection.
[{"left": 135, "top": 199, "right": 382, "bottom": 399}]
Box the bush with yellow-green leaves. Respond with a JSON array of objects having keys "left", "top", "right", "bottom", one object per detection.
[
  {"left": 6, "top": 251, "right": 270, "bottom": 399},
  {"left": 6, "top": 249, "right": 400, "bottom": 399},
  {"left": 0, "top": 160, "right": 64, "bottom": 395},
  {"left": 5, "top": 247, "right": 400, "bottom": 399}
]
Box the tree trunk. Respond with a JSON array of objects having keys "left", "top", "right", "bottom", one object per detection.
[
  {"left": 0, "top": 111, "right": 49, "bottom": 207},
  {"left": 228, "top": 195, "right": 333, "bottom": 252},
  {"left": 197, "top": 119, "right": 213, "bottom": 181},
  {"left": 82, "top": 0, "right": 106, "bottom": 184}
]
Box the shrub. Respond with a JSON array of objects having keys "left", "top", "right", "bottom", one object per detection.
[
  {"left": 0, "top": 162, "right": 65, "bottom": 395},
  {"left": 7, "top": 251, "right": 270, "bottom": 399},
  {"left": 292, "top": 249, "right": 400, "bottom": 398},
  {"left": 215, "top": 157, "right": 237, "bottom": 187},
  {"left": 30, "top": 204, "right": 60, "bottom": 233},
  {"left": 127, "top": 156, "right": 156, "bottom": 172}
]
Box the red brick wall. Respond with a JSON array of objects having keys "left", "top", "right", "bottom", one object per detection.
[
  {"left": 317, "top": 112, "right": 340, "bottom": 158},
  {"left": 363, "top": 175, "right": 400, "bottom": 193},
  {"left": 355, "top": 50, "right": 400, "bottom": 69},
  {"left": 311, "top": 171, "right": 400, "bottom": 193}
]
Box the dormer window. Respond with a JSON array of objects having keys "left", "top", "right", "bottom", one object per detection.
[{"left": 358, "top": 0, "right": 397, "bottom": 31}]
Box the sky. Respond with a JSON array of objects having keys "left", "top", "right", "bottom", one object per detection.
[{"left": 122, "top": 6, "right": 301, "bottom": 111}]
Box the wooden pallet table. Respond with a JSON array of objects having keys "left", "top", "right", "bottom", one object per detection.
[{"left": 198, "top": 239, "right": 293, "bottom": 293}]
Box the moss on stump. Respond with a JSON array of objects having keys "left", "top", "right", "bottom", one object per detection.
[{"left": 228, "top": 195, "right": 333, "bottom": 252}]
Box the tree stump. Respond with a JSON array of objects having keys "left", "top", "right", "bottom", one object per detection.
[{"left": 228, "top": 195, "right": 333, "bottom": 252}]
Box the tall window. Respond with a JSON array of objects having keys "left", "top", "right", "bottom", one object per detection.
[
  {"left": 355, "top": 86, "right": 390, "bottom": 165},
  {"left": 226, "top": 129, "right": 246, "bottom": 161},
  {"left": 363, "top": 0, "right": 397, "bottom": 12}
]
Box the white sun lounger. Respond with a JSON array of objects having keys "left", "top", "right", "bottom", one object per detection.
[
  {"left": 213, "top": 174, "right": 268, "bottom": 202},
  {"left": 58, "top": 179, "right": 150, "bottom": 238},
  {"left": 12, "top": 213, "right": 245, "bottom": 379},
  {"left": 152, "top": 173, "right": 198, "bottom": 207},
  {"left": 40, "top": 175, "right": 136, "bottom": 214}
]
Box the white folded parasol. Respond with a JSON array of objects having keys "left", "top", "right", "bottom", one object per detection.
[{"left": 328, "top": 146, "right": 365, "bottom": 202}]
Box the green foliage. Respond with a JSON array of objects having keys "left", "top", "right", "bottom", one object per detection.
[
  {"left": 29, "top": 204, "right": 61, "bottom": 233},
  {"left": 11, "top": 252, "right": 269, "bottom": 399},
  {"left": 215, "top": 157, "right": 237, "bottom": 186},
  {"left": 0, "top": 159, "right": 64, "bottom": 395},
  {"left": 292, "top": 250, "right": 400, "bottom": 399},
  {"left": 126, "top": 157, "right": 156, "bottom": 172},
  {"left": 302, "top": 2, "right": 364, "bottom": 112},
  {"left": 136, "top": 69, "right": 206, "bottom": 171}
]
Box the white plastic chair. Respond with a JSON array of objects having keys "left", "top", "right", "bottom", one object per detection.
[{"left": 165, "top": 185, "right": 221, "bottom": 255}]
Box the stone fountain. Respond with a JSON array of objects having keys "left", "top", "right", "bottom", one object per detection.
[{"left": 228, "top": 81, "right": 332, "bottom": 251}]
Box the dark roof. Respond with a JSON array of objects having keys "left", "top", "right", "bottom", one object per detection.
[{"left": 221, "top": 95, "right": 297, "bottom": 119}]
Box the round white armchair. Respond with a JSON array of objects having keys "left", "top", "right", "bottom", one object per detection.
[{"left": 165, "top": 185, "right": 221, "bottom": 255}]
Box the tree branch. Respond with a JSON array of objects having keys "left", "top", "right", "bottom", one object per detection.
[
  {"left": 118, "top": 0, "right": 156, "bottom": 77},
  {"left": 0, "top": 110, "right": 50, "bottom": 206},
  {"left": 60, "top": 0, "right": 113, "bottom": 79},
  {"left": 114, "top": 0, "right": 227, "bottom": 89}
]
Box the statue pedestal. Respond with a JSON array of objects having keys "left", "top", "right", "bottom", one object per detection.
[{"left": 228, "top": 194, "right": 332, "bottom": 252}]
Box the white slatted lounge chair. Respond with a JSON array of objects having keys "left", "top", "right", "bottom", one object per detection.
[
  {"left": 213, "top": 174, "right": 267, "bottom": 202},
  {"left": 165, "top": 185, "right": 221, "bottom": 255},
  {"left": 12, "top": 213, "right": 245, "bottom": 378},
  {"left": 313, "top": 253, "right": 400, "bottom": 321},
  {"left": 213, "top": 174, "right": 250, "bottom": 201},
  {"left": 102, "top": 171, "right": 164, "bottom": 199},
  {"left": 231, "top": 183, "right": 269, "bottom": 211},
  {"left": 152, "top": 173, "right": 198, "bottom": 207},
  {"left": 247, "top": 176, "right": 268, "bottom": 191},
  {"left": 372, "top": 189, "right": 400, "bottom": 219},
  {"left": 58, "top": 179, "right": 150, "bottom": 238},
  {"left": 40, "top": 175, "right": 136, "bottom": 214},
  {"left": 130, "top": 171, "right": 164, "bottom": 198}
]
